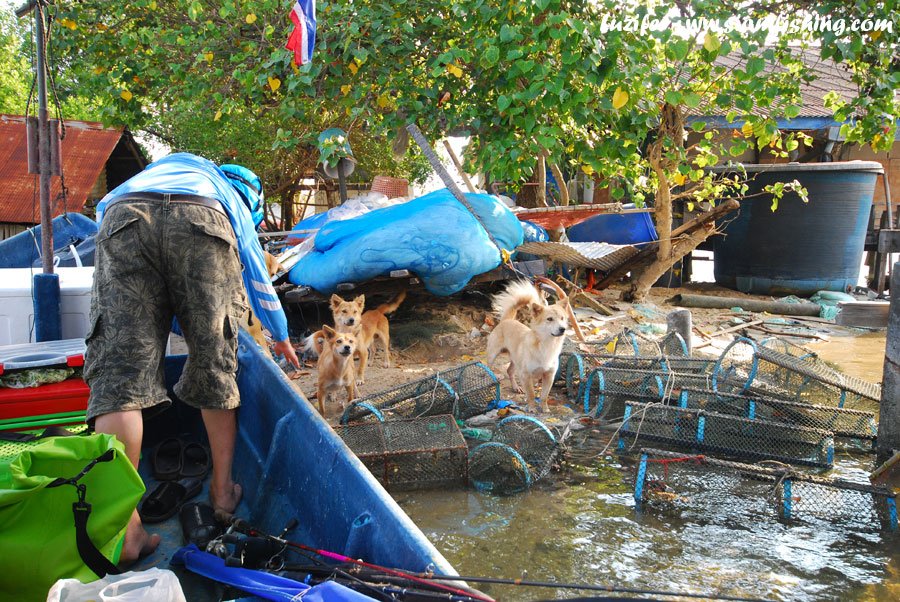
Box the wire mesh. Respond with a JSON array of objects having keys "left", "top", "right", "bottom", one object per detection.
[
  {"left": 676, "top": 387, "right": 878, "bottom": 445},
  {"left": 660, "top": 331, "right": 690, "bottom": 357},
  {"left": 468, "top": 442, "right": 532, "bottom": 496},
  {"left": 618, "top": 402, "right": 834, "bottom": 468},
  {"left": 492, "top": 415, "right": 559, "bottom": 481},
  {"left": 581, "top": 366, "right": 669, "bottom": 420},
  {"left": 333, "top": 414, "right": 467, "bottom": 491},
  {"left": 340, "top": 361, "right": 499, "bottom": 424},
  {"left": 713, "top": 337, "right": 881, "bottom": 407},
  {"left": 633, "top": 448, "right": 898, "bottom": 531}
]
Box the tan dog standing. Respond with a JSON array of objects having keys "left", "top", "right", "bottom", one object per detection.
[
  {"left": 316, "top": 325, "right": 358, "bottom": 416},
  {"left": 485, "top": 278, "right": 572, "bottom": 413},
  {"left": 303, "top": 290, "right": 406, "bottom": 385}
]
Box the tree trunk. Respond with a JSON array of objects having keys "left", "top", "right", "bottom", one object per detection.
[
  {"left": 627, "top": 102, "right": 687, "bottom": 302},
  {"left": 626, "top": 224, "right": 712, "bottom": 301}
]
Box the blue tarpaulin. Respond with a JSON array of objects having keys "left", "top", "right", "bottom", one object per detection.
[{"left": 288, "top": 189, "right": 524, "bottom": 296}]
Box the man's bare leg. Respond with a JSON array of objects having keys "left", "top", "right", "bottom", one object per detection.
[
  {"left": 201, "top": 408, "right": 242, "bottom": 514},
  {"left": 93, "top": 410, "right": 160, "bottom": 563}
]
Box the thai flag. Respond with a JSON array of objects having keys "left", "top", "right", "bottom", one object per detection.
[{"left": 285, "top": 0, "right": 316, "bottom": 66}]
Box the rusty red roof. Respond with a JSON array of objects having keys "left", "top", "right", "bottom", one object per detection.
[{"left": 0, "top": 114, "right": 126, "bottom": 224}]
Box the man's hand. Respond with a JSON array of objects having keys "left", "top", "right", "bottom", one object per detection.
[{"left": 273, "top": 339, "right": 301, "bottom": 369}]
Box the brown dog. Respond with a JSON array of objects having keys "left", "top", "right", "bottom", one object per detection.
[
  {"left": 303, "top": 290, "right": 406, "bottom": 384},
  {"left": 316, "top": 325, "right": 358, "bottom": 416},
  {"left": 485, "top": 278, "right": 572, "bottom": 413}
]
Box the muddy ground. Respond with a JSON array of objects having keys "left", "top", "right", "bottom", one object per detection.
[{"left": 285, "top": 281, "right": 870, "bottom": 421}]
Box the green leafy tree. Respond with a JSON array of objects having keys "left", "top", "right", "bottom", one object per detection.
[
  {"left": 51, "top": 1, "right": 897, "bottom": 297},
  {"left": 0, "top": 10, "right": 30, "bottom": 114}
]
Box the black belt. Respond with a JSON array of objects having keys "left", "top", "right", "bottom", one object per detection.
[{"left": 106, "top": 192, "right": 226, "bottom": 216}]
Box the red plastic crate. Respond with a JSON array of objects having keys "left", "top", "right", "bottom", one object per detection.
[{"left": 0, "top": 378, "right": 90, "bottom": 421}]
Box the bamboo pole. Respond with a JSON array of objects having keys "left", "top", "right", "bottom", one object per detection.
[{"left": 442, "top": 140, "right": 476, "bottom": 193}]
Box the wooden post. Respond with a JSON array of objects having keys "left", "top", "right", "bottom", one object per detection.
[
  {"left": 877, "top": 261, "right": 900, "bottom": 462},
  {"left": 666, "top": 309, "right": 693, "bottom": 355},
  {"left": 442, "top": 140, "right": 476, "bottom": 193},
  {"left": 536, "top": 154, "right": 547, "bottom": 207}
]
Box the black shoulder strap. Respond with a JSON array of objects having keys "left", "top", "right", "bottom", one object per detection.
[
  {"left": 73, "top": 500, "right": 121, "bottom": 577},
  {"left": 47, "top": 449, "right": 122, "bottom": 577}
]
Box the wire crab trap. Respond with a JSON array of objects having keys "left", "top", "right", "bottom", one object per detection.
[
  {"left": 675, "top": 387, "right": 878, "bottom": 448},
  {"left": 618, "top": 402, "right": 834, "bottom": 468},
  {"left": 468, "top": 442, "right": 532, "bottom": 495},
  {"left": 492, "top": 415, "right": 560, "bottom": 481},
  {"left": 467, "top": 416, "right": 559, "bottom": 495},
  {"left": 579, "top": 364, "right": 742, "bottom": 420},
  {"left": 333, "top": 414, "right": 467, "bottom": 491},
  {"left": 713, "top": 338, "right": 881, "bottom": 408},
  {"left": 340, "top": 362, "right": 499, "bottom": 424},
  {"left": 633, "top": 448, "right": 898, "bottom": 531}
]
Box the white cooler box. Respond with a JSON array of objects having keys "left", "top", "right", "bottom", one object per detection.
[{"left": 0, "top": 267, "right": 94, "bottom": 345}]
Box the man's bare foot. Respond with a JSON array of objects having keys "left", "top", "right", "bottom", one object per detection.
[
  {"left": 119, "top": 512, "right": 160, "bottom": 565},
  {"left": 210, "top": 482, "right": 242, "bottom": 515}
]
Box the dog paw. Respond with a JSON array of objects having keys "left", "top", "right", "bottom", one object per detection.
[{"left": 356, "top": 378, "right": 365, "bottom": 386}]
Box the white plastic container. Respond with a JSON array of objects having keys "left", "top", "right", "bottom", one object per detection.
[{"left": 0, "top": 267, "right": 94, "bottom": 345}]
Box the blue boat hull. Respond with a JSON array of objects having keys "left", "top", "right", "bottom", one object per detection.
[{"left": 157, "top": 330, "right": 457, "bottom": 577}]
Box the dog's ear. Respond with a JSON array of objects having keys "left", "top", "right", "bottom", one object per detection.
[
  {"left": 529, "top": 302, "right": 545, "bottom": 319},
  {"left": 330, "top": 294, "right": 344, "bottom": 310},
  {"left": 354, "top": 294, "right": 366, "bottom": 309},
  {"left": 323, "top": 325, "right": 336, "bottom": 340}
]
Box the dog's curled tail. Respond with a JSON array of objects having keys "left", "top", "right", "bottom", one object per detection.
[
  {"left": 492, "top": 280, "right": 542, "bottom": 322},
  {"left": 299, "top": 329, "right": 323, "bottom": 358},
  {"left": 376, "top": 290, "right": 407, "bottom": 315}
]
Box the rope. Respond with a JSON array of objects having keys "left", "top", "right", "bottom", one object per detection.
[{"left": 647, "top": 454, "right": 706, "bottom": 480}]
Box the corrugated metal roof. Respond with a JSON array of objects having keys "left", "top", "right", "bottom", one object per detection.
[
  {"left": 691, "top": 47, "right": 872, "bottom": 120},
  {"left": 0, "top": 114, "right": 125, "bottom": 224}
]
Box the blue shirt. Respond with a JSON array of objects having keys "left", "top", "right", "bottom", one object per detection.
[{"left": 96, "top": 153, "right": 289, "bottom": 342}]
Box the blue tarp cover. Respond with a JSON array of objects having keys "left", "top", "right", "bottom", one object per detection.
[{"left": 288, "top": 189, "right": 524, "bottom": 296}]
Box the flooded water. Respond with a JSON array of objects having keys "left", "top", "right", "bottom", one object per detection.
[{"left": 396, "top": 335, "right": 899, "bottom": 601}]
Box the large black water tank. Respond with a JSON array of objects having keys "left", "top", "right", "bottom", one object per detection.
[{"left": 712, "top": 161, "right": 883, "bottom": 295}]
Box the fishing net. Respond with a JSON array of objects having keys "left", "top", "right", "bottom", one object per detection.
[
  {"left": 333, "top": 415, "right": 468, "bottom": 491},
  {"left": 618, "top": 402, "right": 834, "bottom": 468},
  {"left": 468, "top": 442, "right": 532, "bottom": 495},
  {"left": 633, "top": 448, "right": 898, "bottom": 531},
  {"left": 713, "top": 338, "right": 881, "bottom": 408},
  {"left": 340, "top": 362, "right": 499, "bottom": 424}
]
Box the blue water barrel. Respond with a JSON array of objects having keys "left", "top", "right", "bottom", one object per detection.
[
  {"left": 568, "top": 207, "right": 657, "bottom": 245},
  {"left": 712, "top": 161, "right": 882, "bottom": 295}
]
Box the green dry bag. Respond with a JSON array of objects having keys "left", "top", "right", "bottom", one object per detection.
[{"left": 0, "top": 434, "right": 145, "bottom": 601}]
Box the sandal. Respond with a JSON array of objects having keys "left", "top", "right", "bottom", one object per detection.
[
  {"left": 180, "top": 443, "right": 211, "bottom": 479},
  {"left": 179, "top": 502, "right": 221, "bottom": 549},
  {"left": 151, "top": 437, "right": 183, "bottom": 481},
  {"left": 139, "top": 477, "right": 202, "bottom": 524}
]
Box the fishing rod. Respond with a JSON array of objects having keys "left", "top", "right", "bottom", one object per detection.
[
  {"left": 227, "top": 517, "right": 493, "bottom": 602},
  {"left": 378, "top": 572, "right": 771, "bottom": 602}
]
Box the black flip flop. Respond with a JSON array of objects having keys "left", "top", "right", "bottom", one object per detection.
[
  {"left": 139, "top": 477, "right": 203, "bottom": 524},
  {"left": 179, "top": 502, "right": 222, "bottom": 549},
  {"left": 151, "top": 437, "right": 183, "bottom": 481},
  {"left": 180, "top": 443, "right": 211, "bottom": 479}
]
